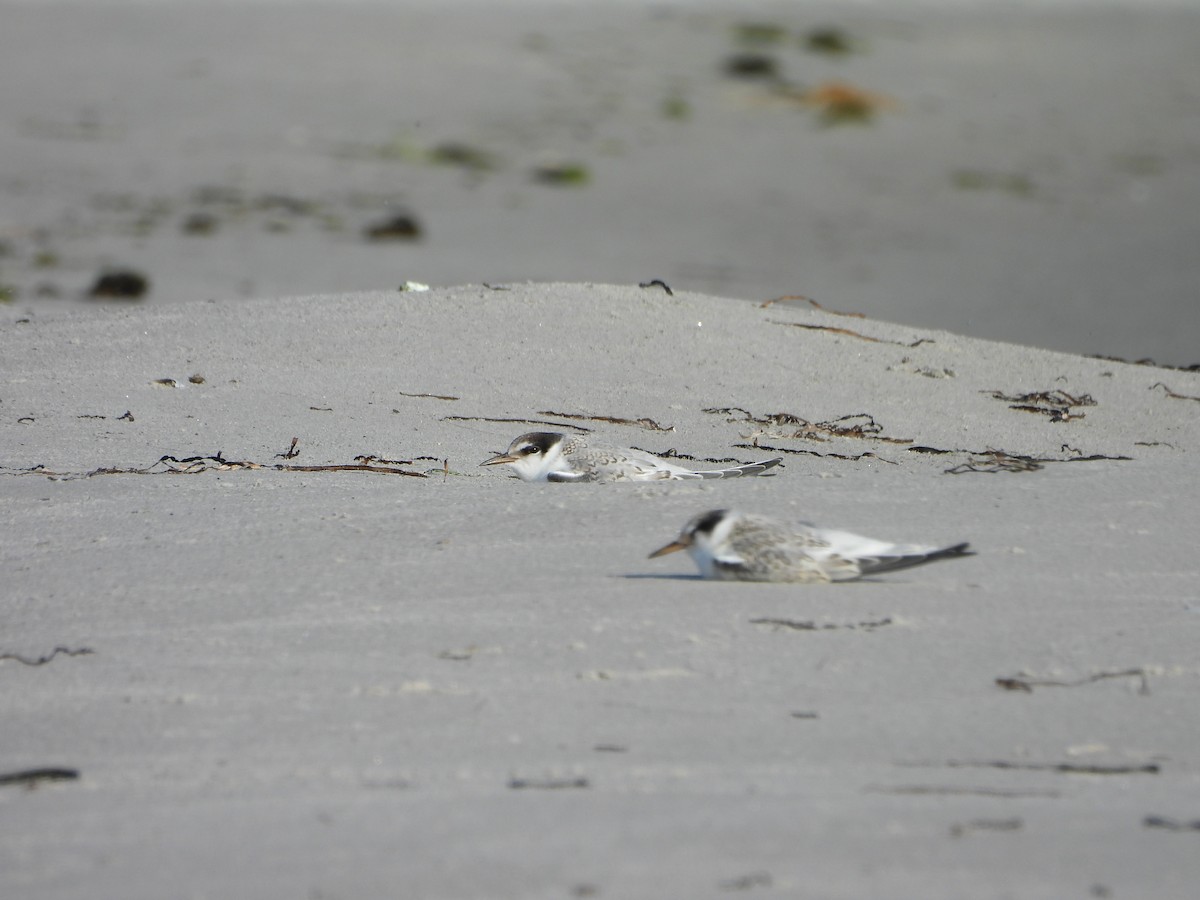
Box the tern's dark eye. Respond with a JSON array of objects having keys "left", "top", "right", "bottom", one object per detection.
[{"left": 519, "top": 445, "right": 540, "bottom": 456}]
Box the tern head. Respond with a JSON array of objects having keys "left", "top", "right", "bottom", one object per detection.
[
  {"left": 480, "top": 432, "right": 568, "bottom": 482},
  {"left": 648, "top": 508, "right": 740, "bottom": 577}
]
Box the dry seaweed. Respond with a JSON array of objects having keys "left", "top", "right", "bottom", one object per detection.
[
  {"left": 867, "top": 785, "right": 1061, "bottom": 799},
  {"left": 895, "top": 759, "right": 1157, "bottom": 776},
  {"left": 1091, "top": 354, "right": 1200, "bottom": 372},
  {"left": 3, "top": 452, "right": 428, "bottom": 480},
  {"left": 770, "top": 319, "right": 931, "bottom": 347},
  {"left": 706, "top": 407, "right": 911, "bottom": 444},
  {"left": 722, "top": 53, "right": 781, "bottom": 80},
  {"left": 363, "top": 213, "right": 422, "bottom": 241},
  {"left": 508, "top": 777, "right": 589, "bottom": 790},
  {"left": 790, "top": 81, "right": 894, "bottom": 125},
  {"left": 1151, "top": 382, "right": 1200, "bottom": 402},
  {"left": 750, "top": 616, "right": 892, "bottom": 632},
  {"left": 804, "top": 27, "right": 856, "bottom": 56},
  {"left": 88, "top": 269, "right": 148, "bottom": 300},
  {"left": 0, "top": 647, "right": 94, "bottom": 666},
  {"left": 938, "top": 760, "right": 1159, "bottom": 775},
  {"left": 759, "top": 295, "right": 865, "bottom": 317},
  {"left": 532, "top": 163, "right": 590, "bottom": 186},
  {"left": 943, "top": 448, "right": 1130, "bottom": 474},
  {"left": 0, "top": 768, "right": 79, "bottom": 788},
  {"left": 396, "top": 391, "right": 459, "bottom": 401},
  {"left": 946, "top": 450, "right": 1045, "bottom": 474},
  {"left": 275, "top": 437, "right": 300, "bottom": 459},
  {"left": 949, "top": 818, "right": 1023, "bottom": 838},
  {"left": 732, "top": 436, "right": 1132, "bottom": 473},
  {"left": 1144, "top": 816, "right": 1200, "bottom": 832},
  {"left": 983, "top": 389, "right": 1096, "bottom": 422},
  {"left": 733, "top": 442, "right": 897, "bottom": 465},
  {"left": 537, "top": 411, "right": 674, "bottom": 432},
  {"left": 443, "top": 415, "right": 590, "bottom": 433},
  {"left": 638, "top": 279, "right": 674, "bottom": 296},
  {"left": 995, "top": 668, "right": 1150, "bottom": 695}
]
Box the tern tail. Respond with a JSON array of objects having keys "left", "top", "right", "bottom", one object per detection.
[
  {"left": 695, "top": 458, "right": 783, "bottom": 479},
  {"left": 857, "top": 542, "right": 974, "bottom": 576}
]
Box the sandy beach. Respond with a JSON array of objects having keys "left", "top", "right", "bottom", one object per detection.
[
  {"left": 4, "top": 283, "right": 1200, "bottom": 899},
  {"left": 3, "top": 2, "right": 1200, "bottom": 898}
]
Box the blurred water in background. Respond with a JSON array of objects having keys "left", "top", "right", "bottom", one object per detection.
[{"left": 1, "top": 0, "right": 1197, "bottom": 365}]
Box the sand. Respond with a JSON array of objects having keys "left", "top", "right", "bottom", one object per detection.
[
  {"left": 3, "top": 283, "right": 1200, "bottom": 899},
  {"left": 3, "top": 1, "right": 1200, "bottom": 897}
]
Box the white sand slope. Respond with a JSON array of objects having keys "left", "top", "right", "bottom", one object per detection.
[{"left": 3, "top": 284, "right": 1199, "bottom": 899}]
